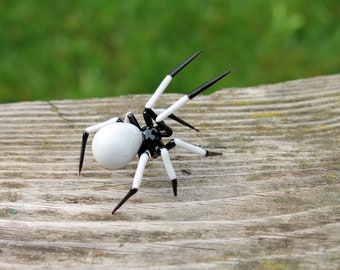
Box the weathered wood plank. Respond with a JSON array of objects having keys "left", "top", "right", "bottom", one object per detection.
[{"left": 0, "top": 75, "right": 339, "bottom": 269}]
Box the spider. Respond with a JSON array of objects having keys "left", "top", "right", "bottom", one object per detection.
[{"left": 78, "top": 50, "right": 231, "bottom": 214}]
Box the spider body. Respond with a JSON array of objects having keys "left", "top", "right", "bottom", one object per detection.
[{"left": 79, "top": 51, "right": 231, "bottom": 214}]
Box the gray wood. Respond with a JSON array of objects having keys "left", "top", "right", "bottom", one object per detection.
[{"left": 0, "top": 74, "right": 339, "bottom": 269}]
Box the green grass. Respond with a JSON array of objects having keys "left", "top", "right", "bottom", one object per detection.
[{"left": 0, "top": 0, "right": 339, "bottom": 103}]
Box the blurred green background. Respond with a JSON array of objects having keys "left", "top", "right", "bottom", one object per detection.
[{"left": 0, "top": 0, "right": 339, "bottom": 103}]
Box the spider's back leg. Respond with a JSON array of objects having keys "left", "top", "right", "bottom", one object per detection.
[{"left": 79, "top": 117, "right": 121, "bottom": 174}]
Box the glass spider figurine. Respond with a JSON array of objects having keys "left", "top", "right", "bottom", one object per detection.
[{"left": 78, "top": 50, "right": 231, "bottom": 214}]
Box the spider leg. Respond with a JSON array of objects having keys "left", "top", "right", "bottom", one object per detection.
[
  {"left": 112, "top": 152, "right": 149, "bottom": 214},
  {"left": 156, "top": 70, "right": 231, "bottom": 123},
  {"left": 146, "top": 108, "right": 199, "bottom": 131},
  {"left": 79, "top": 117, "right": 121, "bottom": 175},
  {"left": 160, "top": 148, "right": 178, "bottom": 196},
  {"left": 124, "top": 112, "right": 142, "bottom": 129},
  {"left": 145, "top": 50, "right": 201, "bottom": 109},
  {"left": 168, "top": 113, "right": 199, "bottom": 132},
  {"left": 166, "top": 138, "right": 222, "bottom": 156}
]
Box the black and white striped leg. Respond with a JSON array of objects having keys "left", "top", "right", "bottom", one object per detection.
[
  {"left": 160, "top": 148, "right": 178, "bottom": 196},
  {"left": 166, "top": 138, "right": 222, "bottom": 156},
  {"left": 112, "top": 152, "right": 149, "bottom": 214}
]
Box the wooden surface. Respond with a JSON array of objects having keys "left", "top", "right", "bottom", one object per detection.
[{"left": 0, "top": 74, "right": 339, "bottom": 269}]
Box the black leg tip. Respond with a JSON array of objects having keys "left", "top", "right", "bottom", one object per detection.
[
  {"left": 112, "top": 188, "right": 138, "bottom": 214},
  {"left": 172, "top": 179, "right": 178, "bottom": 197}
]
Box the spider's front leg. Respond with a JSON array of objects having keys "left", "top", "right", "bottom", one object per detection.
[
  {"left": 166, "top": 138, "right": 222, "bottom": 156},
  {"left": 160, "top": 140, "right": 221, "bottom": 198},
  {"left": 79, "top": 117, "right": 121, "bottom": 174},
  {"left": 112, "top": 152, "right": 149, "bottom": 214},
  {"left": 156, "top": 70, "right": 231, "bottom": 123},
  {"left": 160, "top": 148, "right": 178, "bottom": 196}
]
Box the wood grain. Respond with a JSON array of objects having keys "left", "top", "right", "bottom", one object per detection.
[{"left": 0, "top": 75, "right": 339, "bottom": 269}]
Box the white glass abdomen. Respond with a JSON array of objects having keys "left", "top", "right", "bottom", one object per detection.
[{"left": 92, "top": 123, "right": 143, "bottom": 169}]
